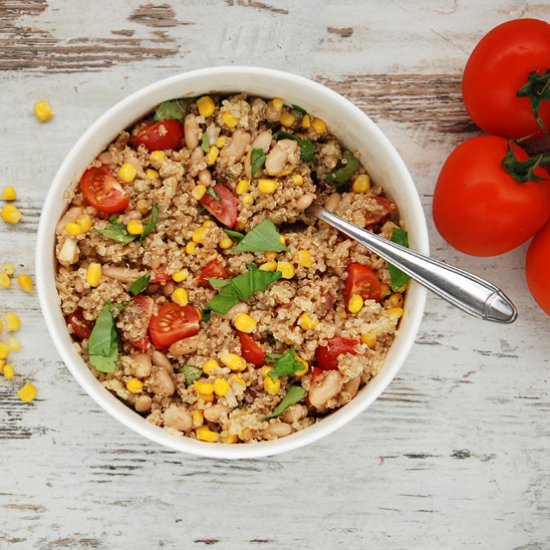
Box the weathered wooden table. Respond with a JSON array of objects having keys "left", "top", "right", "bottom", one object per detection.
[{"left": 1, "top": 2, "right": 549, "bottom": 548}]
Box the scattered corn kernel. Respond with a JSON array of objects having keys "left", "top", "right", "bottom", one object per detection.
[
  {"left": 233, "top": 313, "right": 257, "bottom": 334},
  {"left": 202, "top": 220, "right": 215, "bottom": 228},
  {"left": 206, "top": 146, "right": 219, "bottom": 166},
  {"left": 192, "top": 409, "right": 204, "bottom": 427},
  {"left": 17, "top": 274, "right": 33, "bottom": 293},
  {"left": 171, "top": 288, "right": 189, "bottom": 306},
  {"left": 0, "top": 342, "right": 9, "bottom": 360},
  {"left": 271, "top": 97, "right": 284, "bottom": 110},
  {"left": 221, "top": 112, "right": 238, "bottom": 128},
  {"left": 7, "top": 336, "right": 21, "bottom": 353},
  {"left": 230, "top": 374, "right": 246, "bottom": 386},
  {"left": 258, "top": 178, "right": 278, "bottom": 194},
  {"left": 2, "top": 263, "right": 15, "bottom": 275},
  {"left": 2, "top": 186, "right": 16, "bottom": 201},
  {"left": 263, "top": 373, "right": 281, "bottom": 395},
  {"left": 185, "top": 241, "right": 197, "bottom": 255},
  {"left": 202, "top": 358, "right": 220, "bottom": 375},
  {"left": 347, "top": 294, "right": 364, "bottom": 314},
  {"left": 77, "top": 214, "right": 92, "bottom": 232},
  {"left": 126, "top": 219, "right": 143, "bottom": 236},
  {"left": 223, "top": 434, "right": 238, "bottom": 444},
  {"left": 3, "top": 362, "right": 14, "bottom": 379},
  {"left": 34, "top": 100, "right": 54, "bottom": 122},
  {"left": 387, "top": 293, "right": 404, "bottom": 308},
  {"left": 387, "top": 307, "right": 404, "bottom": 319},
  {"left": 65, "top": 222, "right": 82, "bottom": 236},
  {"left": 196, "top": 426, "right": 219, "bottom": 442},
  {"left": 242, "top": 193, "right": 254, "bottom": 205},
  {"left": 219, "top": 237, "right": 233, "bottom": 250},
  {"left": 126, "top": 378, "right": 143, "bottom": 393},
  {"left": 145, "top": 168, "right": 159, "bottom": 179},
  {"left": 192, "top": 227, "right": 207, "bottom": 243},
  {"left": 171, "top": 269, "right": 188, "bottom": 283},
  {"left": 291, "top": 174, "right": 304, "bottom": 186},
  {"left": 277, "top": 261, "right": 295, "bottom": 279},
  {"left": 214, "top": 378, "right": 231, "bottom": 397},
  {"left": 220, "top": 353, "right": 247, "bottom": 372},
  {"left": 5, "top": 313, "right": 21, "bottom": 332},
  {"left": 194, "top": 381, "right": 214, "bottom": 395},
  {"left": 215, "top": 135, "right": 227, "bottom": 148},
  {"left": 0, "top": 273, "right": 11, "bottom": 289},
  {"left": 296, "top": 249, "right": 314, "bottom": 268},
  {"left": 301, "top": 114, "right": 311, "bottom": 128},
  {"left": 352, "top": 174, "right": 371, "bottom": 194},
  {"left": 86, "top": 262, "right": 102, "bottom": 287},
  {"left": 18, "top": 383, "right": 37, "bottom": 402},
  {"left": 294, "top": 357, "right": 309, "bottom": 377},
  {"left": 263, "top": 252, "right": 276, "bottom": 261},
  {"left": 236, "top": 179, "right": 250, "bottom": 195},
  {"left": 1, "top": 204, "right": 22, "bottom": 224},
  {"left": 361, "top": 332, "right": 377, "bottom": 348},
  {"left": 197, "top": 95, "right": 216, "bottom": 117},
  {"left": 280, "top": 112, "right": 295, "bottom": 127},
  {"left": 192, "top": 184, "right": 207, "bottom": 201},
  {"left": 298, "top": 312, "right": 318, "bottom": 330},
  {"left": 149, "top": 150, "right": 166, "bottom": 167},
  {"left": 312, "top": 117, "right": 327, "bottom": 134},
  {"left": 118, "top": 162, "right": 137, "bottom": 183},
  {"left": 259, "top": 261, "right": 277, "bottom": 272}
]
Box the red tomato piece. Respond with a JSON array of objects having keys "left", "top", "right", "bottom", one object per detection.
[
  {"left": 364, "top": 196, "right": 397, "bottom": 227},
  {"left": 128, "top": 295, "right": 154, "bottom": 351},
  {"left": 150, "top": 272, "right": 172, "bottom": 284},
  {"left": 315, "top": 336, "right": 359, "bottom": 371},
  {"left": 199, "top": 185, "right": 239, "bottom": 228},
  {"left": 66, "top": 308, "right": 92, "bottom": 340},
  {"left": 79, "top": 166, "right": 129, "bottom": 214},
  {"left": 238, "top": 333, "right": 266, "bottom": 367},
  {"left": 148, "top": 303, "right": 201, "bottom": 349},
  {"left": 196, "top": 259, "right": 230, "bottom": 287},
  {"left": 433, "top": 136, "right": 550, "bottom": 256},
  {"left": 311, "top": 366, "right": 324, "bottom": 382},
  {"left": 344, "top": 263, "right": 382, "bottom": 303},
  {"left": 526, "top": 220, "right": 550, "bottom": 315},
  {"left": 129, "top": 119, "right": 183, "bottom": 151}
]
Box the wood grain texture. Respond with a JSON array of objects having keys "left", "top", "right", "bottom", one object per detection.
[{"left": 1, "top": 1, "right": 549, "bottom": 549}]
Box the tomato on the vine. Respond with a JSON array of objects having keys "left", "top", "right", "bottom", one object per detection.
[{"left": 526, "top": 220, "right": 550, "bottom": 316}]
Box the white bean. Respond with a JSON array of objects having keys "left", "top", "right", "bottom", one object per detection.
[
  {"left": 152, "top": 350, "right": 172, "bottom": 371},
  {"left": 163, "top": 405, "right": 192, "bottom": 432},
  {"left": 219, "top": 129, "right": 250, "bottom": 166},
  {"left": 204, "top": 404, "right": 229, "bottom": 423},
  {"left": 265, "top": 139, "right": 298, "bottom": 176},
  {"left": 263, "top": 422, "right": 292, "bottom": 439},
  {"left": 325, "top": 193, "right": 341, "bottom": 211},
  {"left": 308, "top": 370, "right": 343, "bottom": 409},
  {"left": 198, "top": 169, "right": 212, "bottom": 186},
  {"left": 169, "top": 336, "right": 200, "bottom": 356},
  {"left": 102, "top": 265, "right": 142, "bottom": 283},
  {"left": 251, "top": 130, "right": 272, "bottom": 152},
  {"left": 149, "top": 366, "right": 175, "bottom": 397},
  {"left": 134, "top": 395, "right": 152, "bottom": 413},
  {"left": 132, "top": 353, "right": 152, "bottom": 378},
  {"left": 342, "top": 376, "right": 361, "bottom": 399},
  {"left": 184, "top": 114, "right": 200, "bottom": 150},
  {"left": 296, "top": 193, "right": 314, "bottom": 211},
  {"left": 280, "top": 404, "right": 307, "bottom": 424}
]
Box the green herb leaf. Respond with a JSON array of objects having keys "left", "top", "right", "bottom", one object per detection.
[
  {"left": 267, "top": 349, "right": 304, "bottom": 380},
  {"left": 178, "top": 365, "right": 202, "bottom": 386},
  {"left": 207, "top": 187, "right": 220, "bottom": 200},
  {"left": 325, "top": 151, "right": 361, "bottom": 187},
  {"left": 388, "top": 228, "right": 410, "bottom": 292},
  {"left": 99, "top": 218, "right": 136, "bottom": 244},
  {"left": 300, "top": 139, "right": 315, "bottom": 162},
  {"left": 251, "top": 148, "right": 267, "bottom": 177},
  {"left": 154, "top": 99, "right": 187, "bottom": 122},
  {"left": 201, "top": 133, "right": 210, "bottom": 153},
  {"left": 208, "top": 278, "right": 231, "bottom": 289},
  {"left": 207, "top": 265, "right": 282, "bottom": 314},
  {"left": 141, "top": 204, "right": 159, "bottom": 238},
  {"left": 201, "top": 309, "right": 212, "bottom": 322},
  {"left": 265, "top": 385, "right": 306, "bottom": 419},
  {"left": 88, "top": 303, "right": 119, "bottom": 373},
  {"left": 223, "top": 228, "right": 245, "bottom": 241},
  {"left": 273, "top": 131, "right": 298, "bottom": 142},
  {"left": 234, "top": 219, "right": 288, "bottom": 253},
  {"left": 292, "top": 104, "right": 307, "bottom": 116},
  {"left": 129, "top": 274, "right": 150, "bottom": 296}
]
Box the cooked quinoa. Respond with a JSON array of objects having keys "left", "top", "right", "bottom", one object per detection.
[{"left": 54, "top": 93, "right": 408, "bottom": 444}]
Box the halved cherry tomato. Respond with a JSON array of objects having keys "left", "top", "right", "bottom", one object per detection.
[
  {"left": 148, "top": 303, "right": 201, "bottom": 349},
  {"left": 151, "top": 272, "right": 172, "bottom": 284},
  {"left": 66, "top": 308, "right": 92, "bottom": 340},
  {"left": 315, "top": 336, "right": 359, "bottom": 371},
  {"left": 344, "top": 263, "right": 382, "bottom": 303},
  {"left": 196, "top": 259, "right": 230, "bottom": 287},
  {"left": 364, "top": 196, "right": 397, "bottom": 227},
  {"left": 238, "top": 333, "right": 266, "bottom": 367},
  {"left": 199, "top": 185, "right": 239, "bottom": 228},
  {"left": 130, "top": 119, "right": 183, "bottom": 151},
  {"left": 128, "top": 295, "right": 154, "bottom": 351},
  {"left": 79, "top": 166, "right": 129, "bottom": 214}
]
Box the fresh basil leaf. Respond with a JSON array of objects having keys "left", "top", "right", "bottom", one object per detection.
[
  {"left": 88, "top": 303, "right": 119, "bottom": 373},
  {"left": 142, "top": 204, "right": 159, "bottom": 238},
  {"left": 300, "top": 139, "right": 315, "bottom": 162},
  {"left": 251, "top": 148, "right": 267, "bottom": 177},
  {"left": 234, "top": 219, "right": 288, "bottom": 253},
  {"left": 265, "top": 385, "right": 306, "bottom": 419},
  {"left": 154, "top": 99, "right": 187, "bottom": 122},
  {"left": 129, "top": 274, "right": 150, "bottom": 296},
  {"left": 208, "top": 278, "right": 231, "bottom": 289},
  {"left": 201, "top": 309, "right": 212, "bottom": 322},
  {"left": 90, "top": 345, "right": 118, "bottom": 374},
  {"left": 99, "top": 219, "right": 136, "bottom": 244},
  {"left": 267, "top": 349, "right": 304, "bottom": 380},
  {"left": 388, "top": 228, "right": 410, "bottom": 291},
  {"left": 207, "top": 187, "right": 220, "bottom": 200},
  {"left": 292, "top": 104, "right": 307, "bottom": 116},
  {"left": 273, "top": 131, "right": 299, "bottom": 142},
  {"left": 178, "top": 365, "right": 202, "bottom": 386},
  {"left": 223, "top": 228, "right": 245, "bottom": 241},
  {"left": 265, "top": 352, "right": 282, "bottom": 363},
  {"left": 201, "top": 133, "right": 210, "bottom": 153},
  {"left": 325, "top": 151, "right": 361, "bottom": 187}
]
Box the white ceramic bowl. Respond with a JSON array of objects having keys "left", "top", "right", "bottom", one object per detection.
[{"left": 36, "top": 66, "right": 429, "bottom": 459}]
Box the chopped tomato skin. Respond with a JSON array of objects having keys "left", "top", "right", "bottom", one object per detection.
[
  {"left": 149, "top": 303, "right": 201, "bottom": 349},
  {"left": 199, "top": 184, "right": 239, "bottom": 228},
  {"left": 315, "top": 336, "right": 359, "bottom": 371},
  {"left": 66, "top": 308, "right": 92, "bottom": 340},
  {"left": 238, "top": 333, "right": 266, "bottom": 367},
  {"left": 364, "top": 196, "right": 396, "bottom": 227},
  {"left": 344, "top": 263, "right": 382, "bottom": 303},
  {"left": 197, "top": 259, "right": 229, "bottom": 288},
  {"left": 130, "top": 119, "right": 183, "bottom": 151},
  {"left": 79, "top": 166, "right": 129, "bottom": 214},
  {"left": 151, "top": 272, "right": 172, "bottom": 284}
]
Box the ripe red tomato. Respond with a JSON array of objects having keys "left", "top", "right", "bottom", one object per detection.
[
  {"left": 364, "top": 196, "right": 397, "bottom": 227},
  {"left": 66, "top": 308, "right": 92, "bottom": 340},
  {"left": 130, "top": 119, "right": 183, "bottom": 151},
  {"left": 315, "top": 336, "right": 359, "bottom": 371},
  {"left": 433, "top": 136, "right": 550, "bottom": 256},
  {"left": 199, "top": 185, "right": 239, "bottom": 228},
  {"left": 344, "top": 263, "right": 382, "bottom": 303},
  {"left": 150, "top": 272, "right": 172, "bottom": 284},
  {"left": 462, "top": 18, "right": 550, "bottom": 138},
  {"left": 526, "top": 220, "right": 550, "bottom": 315},
  {"left": 79, "top": 166, "right": 129, "bottom": 213},
  {"left": 128, "top": 295, "right": 154, "bottom": 351},
  {"left": 148, "top": 303, "right": 201, "bottom": 349},
  {"left": 238, "top": 333, "right": 265, "bottom": 367},
  {"left": 196, "top": 259, "right": 229, "bottom": 288}
]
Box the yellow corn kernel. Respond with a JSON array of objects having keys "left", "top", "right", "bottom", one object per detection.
[
  {"left": 263, "top": 373, "right": 281, "bottom": 395},
  {"left": 2, "top": 186, "right": 16, "bottom": 201},
  {"left": 126, "top": 378, "right": 143, "bottom": 394},
  {"left": 236, "top": 179, "right": 250, "bottom": 195},
  {"left": 171, "top": 287, "right": 189, "bottom": 306},
  {"left": 149, "top": 150, "right": 166, "bottom": 167},
  {"left": 298, "top": 312, "right": 318, "bottom": 330},
  {"left": 197, "top": 95, "right": 216, "bottom": 118},
  {"left": 5, "top": 313, "right": 21, "bottom": 333},
  {"left": 77, "top": 214, "right": 92, "bottom": 232},
  {"left": 194, "top": 380, "right": 214, "bottom": 395},
  {"left": 185, "top": 241, "right": 197, "bottom": 255},
  {"left": 34, "top": 100, "right": 54, "bottom": 122},
  {"left": 192, "top": 409, "right": 204, "bottom": 428},
  {"left": 262, "top": 252, "right": 276, "bottom": 261},
  {"left": 215, "top": 135, "right": 227, "bottom": 148},
  {"left": 291, "top": 174, "right": 304, "bottom": 185},
  {"left": 296, "top": 249, "right": 314, "bottom": 268},
  {"left": 192, "top": 227, "right": 207, "bottom": 243},
  {"left": 196, "top": 426, "right": 219, "bottom": 442},
  {"left": 171, "top": 269, "right": 188, "bottom": 283},
  {"left": 202, "top": 220, "right": 216, "bottom": 228},
  {"left": 1, "top": 204, "right": 22, "bottom": 224},
  {"left": 312, "top": 117, "right": 327, "bottom": 134},
  {"left": 223, "top": 434, "right": 238, "bottom": 444},
  {"left": 294, "top": 357, "right": 309, "bottom": 377},
  {"left": 136, "top": 199, "right": 150, "bottom": 215},
  {"left": 214, "top": 378, "right": 231, "bottom": 397},
  {"left": 0, "top": 273, "right": 11, "bottom": 289},
  {"left": 126, "top": 219, "right": 143, "bottom": 236},
  {"left": 221, "top": 112, "right": 238, "bottom": 128},
  {"left": 277, "top": 261, "right": 295, "bottom": 279},
  {"left": 206, "top": 146, "right": 219, "bottom": 166},
  {"left": 0, "top": 342, "right": 9, "bottom": 360},
  {"left": 242, "top": 193, "right": 254, "bottom": 206},
  {"left": 233, "top": 313, "right": 257, "bottom": 334},
  {"left": 192, "top": 184, "right": 207, "bottom": 201},
  {"left": 0, "top": 359, "right": 4, "bottom": 375},
  {"left": 301, "top": 114, "right": 311, "bottom": 128},
  {"left": 3, "top": 362, "right": 14, "bottom": 379},
  {"left": 202, "top": 358, "right": 220, "bottom": 375},
  {"left": 17, "top": 274, "right": 33, "bottom": 293},
  {"left": 118, "top": 162, "right": 137, "bottom": 184},
  {"left": 352, "top": 174, "right": 371, "bottom": 194},
  {"left": 361, "top": 332, "right": 377, "bottom": 348},
  {"left": 65, "top": 222, "right": 82, "bottom": 237},
  {"left": 387, "top": 293, "right": 404, "bottom": 308},
  {"left": 7, "top": 336, "right": 21, "bottom": 353},
  {"left": 387, "top": 307, "right": 404, "bottom": 319},
  {"left": 258, "top": 178, "right": 278, "bottom": 194},
  {"left": 280, "top": 112, "right": 295, "bottom": 127},
  {"left": 145, "top": 168, "right": 159, "bottom": 179},
  {"left": 2, "top": 263, "right": 15, "bottom": 275},
  {"left": 259, "top": 261, "right": 277, "bottom": 272},
  {"left": 271, "top": 97, "right": 284, "bottom": 110},
  {"left": 230, "top": 374, "right": 246, "bottom": 386},
  {"left": 279, "top": 235, "right": 286, "bottom": 245},
  {"left": 347, "top": 294, "right": 364, "bottom": 314},
  {"left": 219, "top": 237, "right": 233, "bottom": 250},
  {"left": 86, "top": 262, "right": 102, "bottom": 287},
  {"left": 220, "top": 352, "right": 247, "bottom": 372}
]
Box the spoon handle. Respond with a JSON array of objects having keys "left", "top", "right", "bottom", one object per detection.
[{"left": 316, "top": 208, "right": 517, "bottom": 323}]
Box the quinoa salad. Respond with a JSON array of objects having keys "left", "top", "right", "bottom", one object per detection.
[{"left": 54, "top": 93, "right": 410, "bottom": 444}]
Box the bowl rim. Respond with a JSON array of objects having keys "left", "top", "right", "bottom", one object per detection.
[{"left": 36, "top": 65, "right": 429, "bottom": 459}]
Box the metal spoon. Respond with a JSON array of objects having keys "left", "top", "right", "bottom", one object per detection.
[{"left": 314, "top": 207, "right": 518, "bottom": 323}]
